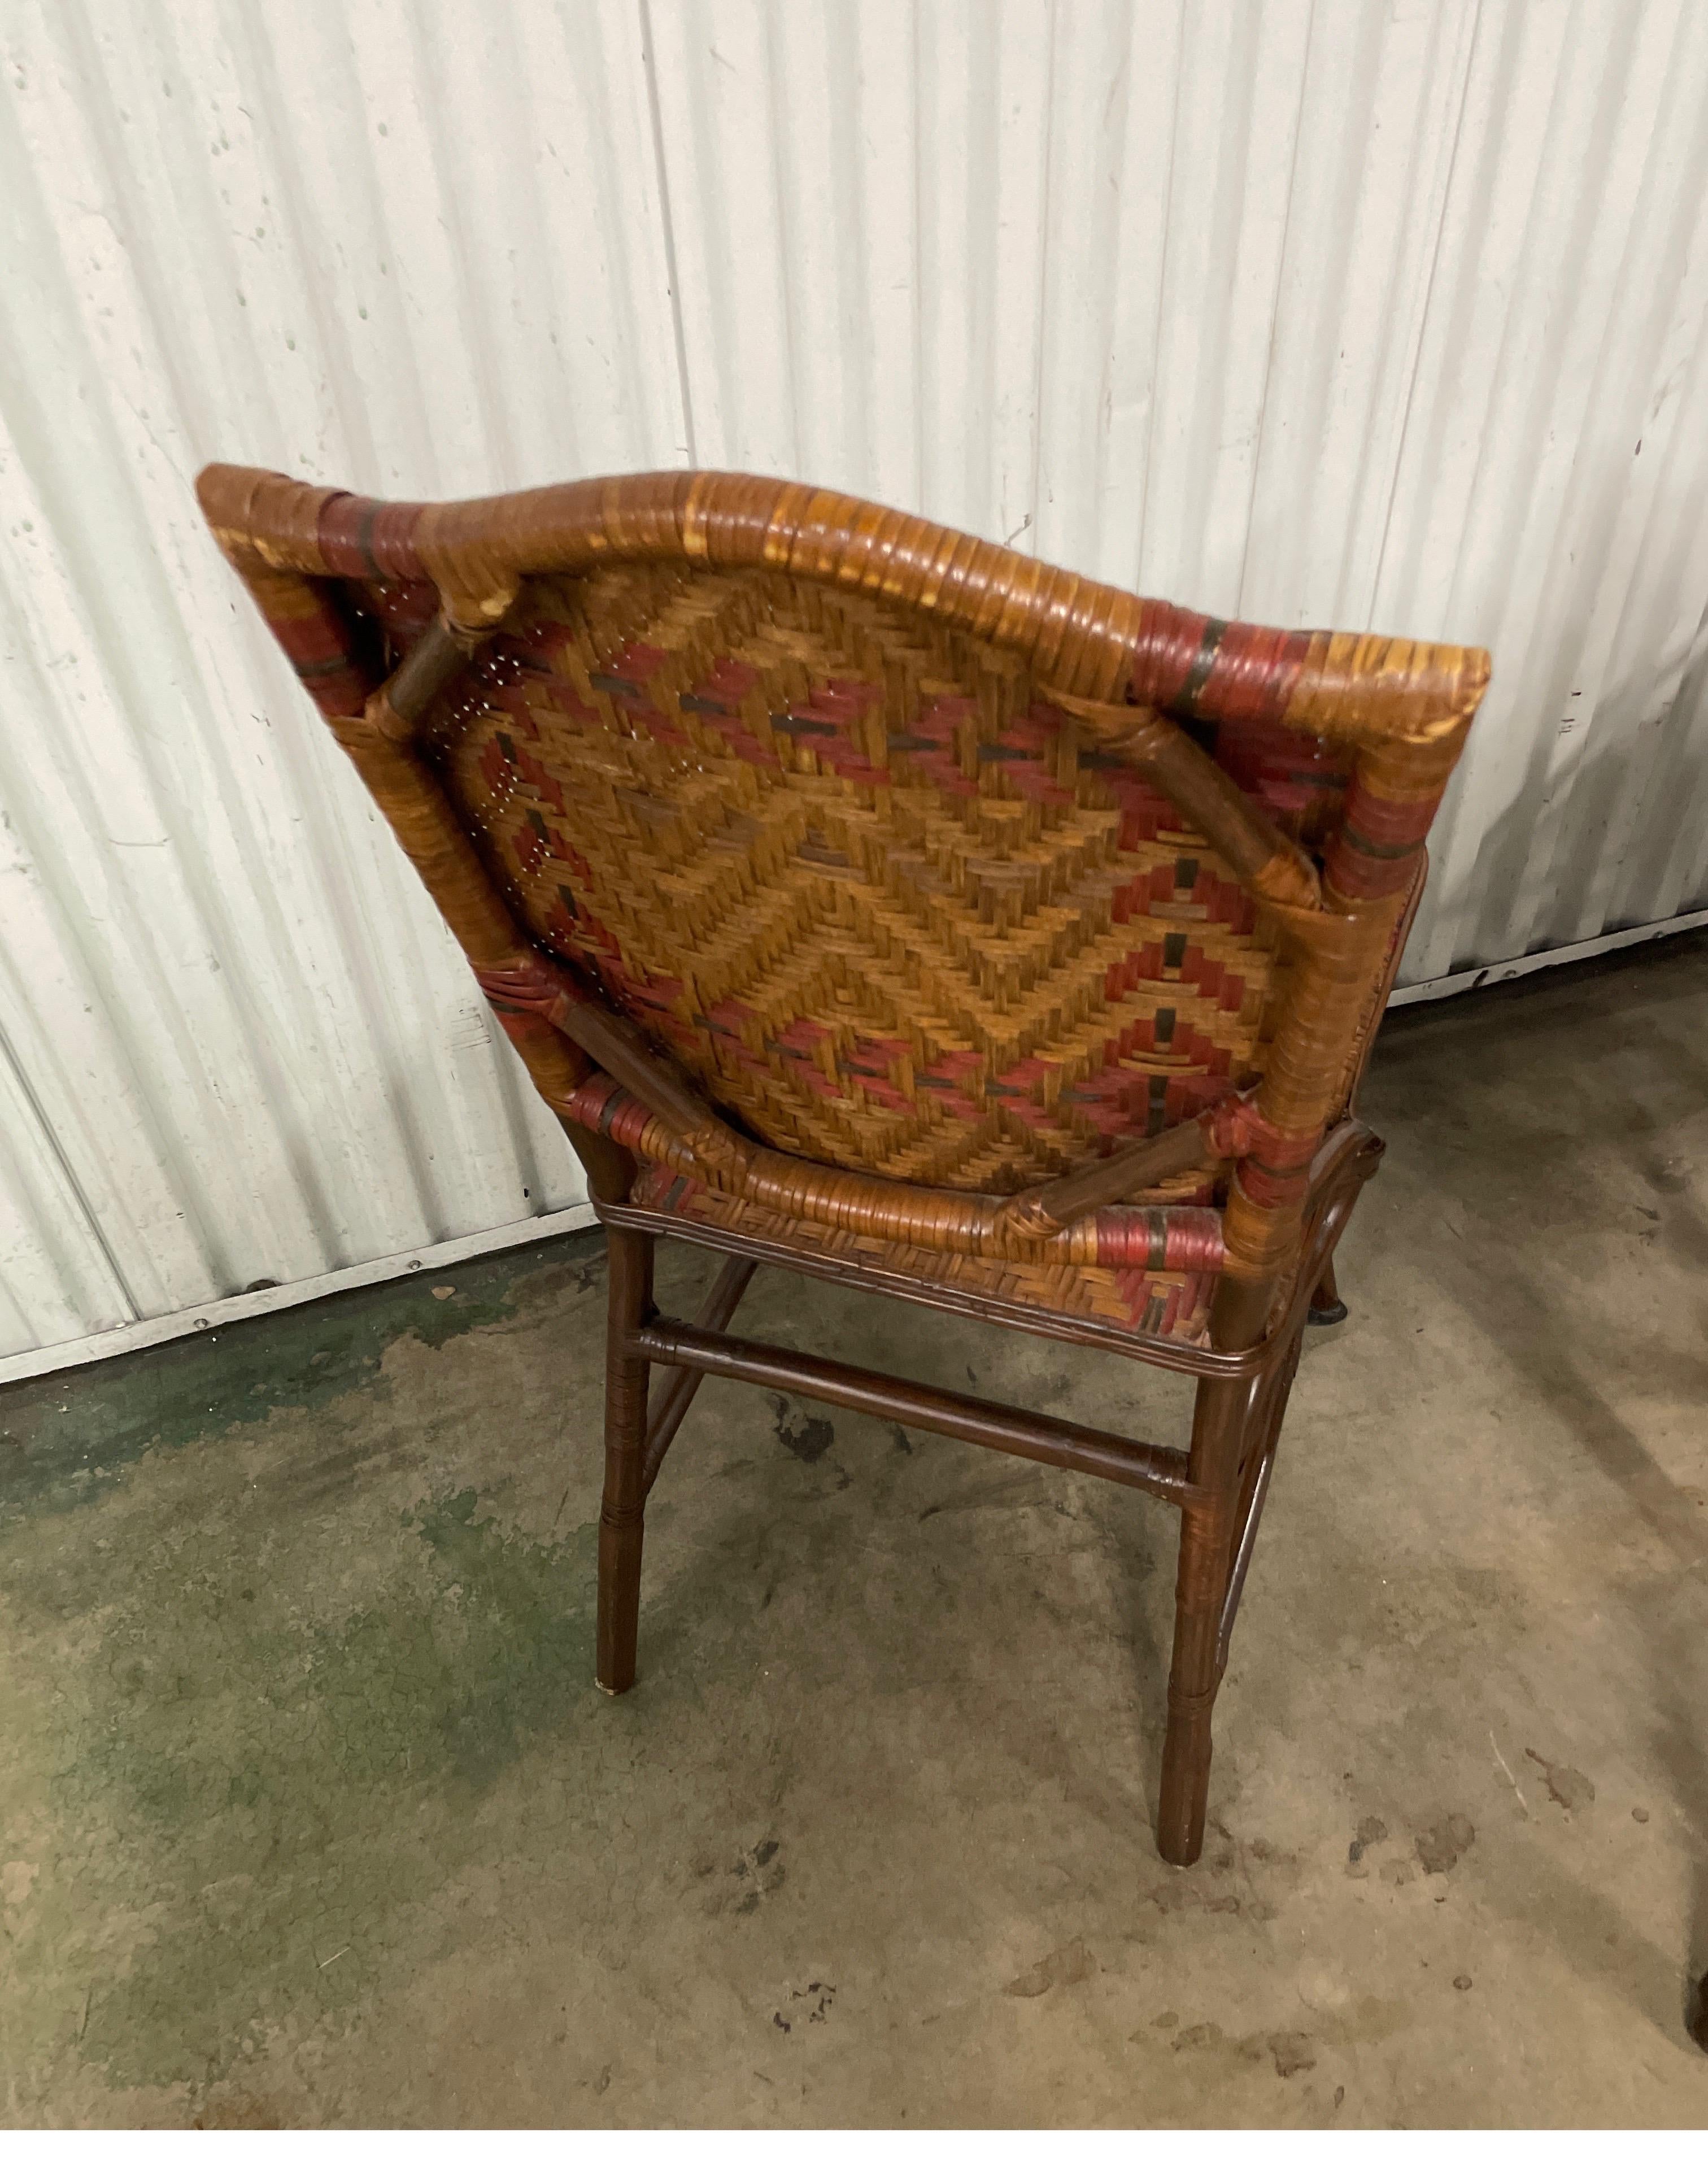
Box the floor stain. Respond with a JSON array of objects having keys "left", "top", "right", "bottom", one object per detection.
[
  {"left": 1347, "top": 1813, "right": 1389, "bottom": 1874},
  {"left": 773, "top": 1980, "right": 835, "bottom": 2030},
  {"left": 1268, "top": 2032, "right": 1317, "bottom": 2079},
  {"left": 1167, "top": 2021, "right": 1317, "bottom": 2079},
  {"left": 1004, "top": 1938, "right": 1099, "bottom": 1998},
  {"left": 769, "top": 1398, "right": 836, "bottom": 1466},
  {"left": 723, "top": 1838, "right": 787, "bottom": 1917},
  {"left": 1415, "top": 1816, "right": 1476, "bottom": 1875},
  {"left": 1524, "top": 1748, "right": 1596, "bottom": 1813}
]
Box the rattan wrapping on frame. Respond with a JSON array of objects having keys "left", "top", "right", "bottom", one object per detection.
[
  {"left": 630, "top": 1161, "right": 1221, "bottom": 1346},
  {"left": 197, "top": 464, "right": 1487, "bottom": 1337}
]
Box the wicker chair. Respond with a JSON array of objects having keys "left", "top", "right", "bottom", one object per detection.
[{"left": 199, "top": 467, "right": 1488, "bottom": 1866}]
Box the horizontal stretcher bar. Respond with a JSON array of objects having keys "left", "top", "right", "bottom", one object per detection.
[{"left": 628, "top": 1316, "right": 1197, "bottom": 1507}]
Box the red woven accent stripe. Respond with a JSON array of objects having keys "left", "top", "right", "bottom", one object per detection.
[
  {"left": 562, "top": 1074, "right": 655, "bottom": 1153},
  {"left": 351, "top": 575, "right": 441, "bottom": 647},
  {"left": 1322, "top": 839, "right": 1418, "bottom": 903},
  {"left": 264, "top": 585, "right": 372, "bottom": 719},
  {"left": 1094, "top": 1207, "right": 1224, "bottom": 1274},
  {"left": 1196, "top": 1090, "right": 1314, "bottom": 1160},
  {"left": 1128, "top": 611, "right": 1314, "bottom": 728},
  {"left": 1233, "top": 1131, "right": 1320, "bottom": 1209},
  {"left": 473, "top": 955, "right": 589, "bottom": 1017},
  {"left": 1337, "top": 781, "right": 1443, "bottom": 850},
  {"left": 1322, "top": 781, "right": 1442, "bottom": 901},
  {"left": 1197, "top": 1095, "right": 1321, "bottom": 1208},
  {"left": 317, "top": 491, "right": 428, "bottom": 580}
]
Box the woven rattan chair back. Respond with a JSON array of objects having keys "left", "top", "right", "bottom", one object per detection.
[
  {"left": 201, "top": 466, "right": 1488, "bottom": 1866},
  {"left": 441, "top": 564, "right": 1300, "bottom": 1192}
]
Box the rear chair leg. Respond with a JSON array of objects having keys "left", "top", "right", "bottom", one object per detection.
[
  {"left": 597, "top": 1229, "right": 654, "bottom": 1695},
  {"left": 1308, "top": 1255, "right": 1348, "bottom": 1326}
]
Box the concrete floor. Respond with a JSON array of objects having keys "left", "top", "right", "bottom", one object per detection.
[{"left": 3, "top": 936, "right": 1707, "bottom": 2128}]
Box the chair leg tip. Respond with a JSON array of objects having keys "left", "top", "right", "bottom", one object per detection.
[{"left": 1308, "top": 1299, "right": 1349, "bottom": 1327}]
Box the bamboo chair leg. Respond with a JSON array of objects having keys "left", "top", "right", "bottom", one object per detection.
[
  {"left": 1157, "top": 1368, "right": 1250, "bottom": 1865},
  {"left": 1156, "top": 1522, "right": 1225, "bottom": 1865},
  {"left": 1308, "top": 1256, "right": 1348, "bottom": 1326},
  {"left": 1157, "top": 1312, "right": 1309, "bottom": 1863},
  {"left": 1217, "top": 1325, "right": 1303, "bottom": 1677},
  {"left": 597, "top": 1228, "right": 655, "bottom": 1695}
]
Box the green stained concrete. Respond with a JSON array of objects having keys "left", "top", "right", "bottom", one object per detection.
[
  {"left": 2, "top": 1244, "right": 611, "bottom": 2115},
  {"left": 2, "top": 939, "right": 1707, "bottom": 2126},
  {"left": 10, "top": 1486, "right": 596, "bottom": 2089},
  {"left": 0, "top": 1243, "right": 598, "bottom": 1518}
]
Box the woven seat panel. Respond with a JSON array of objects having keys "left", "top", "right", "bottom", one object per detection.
[
  {"left": 368, "top": 566, "right": 1322, "bottom": 1197},
  {"left": 630, "top": 1164, "right": 1218, "bottom": 1347}
]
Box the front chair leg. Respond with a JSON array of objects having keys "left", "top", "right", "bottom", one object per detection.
[
  {"left": 597, "top": 1228, "right": 655, "bottom": 1695},
  {"left": 1156, "top": 1362, "right": 1257, "bottom": 1866},
  {"left": 1157, "top": 1501, "right": 1235, "bottom": 1867}
]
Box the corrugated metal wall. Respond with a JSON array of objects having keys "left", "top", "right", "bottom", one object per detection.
[{"left": 5, "top": 0, "right": 1708, "bottom": 1373}]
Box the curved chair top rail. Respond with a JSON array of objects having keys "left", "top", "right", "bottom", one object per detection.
[{"left": 198, "top": 465, "right": 1489, "bottom": 759}]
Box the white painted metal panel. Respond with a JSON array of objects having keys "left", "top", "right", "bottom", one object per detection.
[
  {"left": 3, "top": 0, "right": 1707, "bottom": 1374},
  {"left": 1380, "top": 0, "right": 1708, "bottom": 980},
  {"left": 0, "top": 0, "right": 687, "bottom": 1364},
  {"left": 647, "top": 0, "right": 1708, "bottom": 985}
]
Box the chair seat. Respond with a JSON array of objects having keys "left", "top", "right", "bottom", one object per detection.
[{"left": 615, "top": 1160, "right": 1218, "bottom": 1356}]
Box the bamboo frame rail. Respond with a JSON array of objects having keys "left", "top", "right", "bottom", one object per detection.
[
  {"left": 640, "top": 1253, "right": 757, "bottom": 1494},
  {"left": 630, "top": 1318, "right": 1197, "bottom": 1505},
  {"left": 199, "top": 461, "right": 1488, "bottom": 1870}
]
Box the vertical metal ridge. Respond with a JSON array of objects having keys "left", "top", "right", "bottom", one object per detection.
[
  {"left": 1022, "top": 0, "right": 1060, "bottom": 559},
  {"left": 640, "top": 0, "right": 699, "bottom": 466},
  {"left": 0, "top": 1011, "right": 142, "bottom": 1324}
]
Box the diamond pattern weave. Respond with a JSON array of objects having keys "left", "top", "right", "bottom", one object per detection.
[{"left": 413, "top": 565, "right": 1312, "bottom": 1199}]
